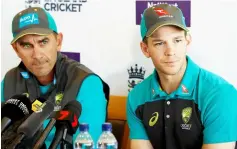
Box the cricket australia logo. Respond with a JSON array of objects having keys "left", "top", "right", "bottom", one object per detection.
[
  {"left": 127, "top": 64, "right": 146, "bottom": 92},
  {"left": 180, "top": 107, "right": 192, "bottom": 130},
  {"left": 54, "top": 92, "right": 64, "bottom": 111}
]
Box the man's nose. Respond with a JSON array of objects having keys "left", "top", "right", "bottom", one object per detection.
[
  {"left": 32, "top": 46, "right": 43, "bottom": 59},
  {"left": 164, "top": 43, "right": 175, "bottom": 56}
]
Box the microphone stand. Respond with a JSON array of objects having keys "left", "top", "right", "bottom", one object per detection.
[
  {"left": 33, "top": 119, "right": 56, "bottom": 149},
  {"left": 60, "top": 128, "right": 73, "bottom": 149},
  {"left": 49, "top": 126, "right": 73, "bottom": 149},
  {"left": 7, "top": 133, "right": 25, "bottom": 149}
]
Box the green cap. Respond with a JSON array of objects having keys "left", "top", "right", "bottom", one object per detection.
[
  {"left": 11, "top": 7, "right": 58, "bottom": 44},
  {"left": 140, "top": 4, "right": 189, "bottom": 40}
]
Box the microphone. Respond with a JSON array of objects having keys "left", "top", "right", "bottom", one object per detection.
[
  {"left": 1, "top": 116, "right": 29, "bottom": 149},
  {"left": 1, "top": 96, "right": 46, "bottom": 149},
  {"left": 1, "top": 94, "right": 32, "bottom": 133},
  {"left": 49, "top": 100, "right": 82, "bottom": 149},
  {"left": 7, "top": 100, "right": 55, "bottom": 149},
  {"left": 18, "top": 100, "right": 55, "bottom": 137}
]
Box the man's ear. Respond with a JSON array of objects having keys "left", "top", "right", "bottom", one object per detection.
[
  {"left": 56, "top": 33, "right": 63, "bottom": 51},
  {"left": 140, "top": 41, "right": 150, "bottom": 58},
  {"left": 185, "top": 32, "right": 192, "bottom": 46},
  {"left": 11, "top": 43, "right": 20, "bottom": 58}
]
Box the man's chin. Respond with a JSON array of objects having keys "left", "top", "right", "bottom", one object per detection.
[
  {"left": 31, "top": 67, "right": 54, "bottom": 77},
  {"left": 160, "top": 68, "right": 181, "bottom": 76},
  {"left": 32, "top": 71, "right": 51, "bottom": 78}
]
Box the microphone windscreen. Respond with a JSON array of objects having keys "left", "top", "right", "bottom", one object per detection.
[{"left": 1, "top": 94, "right": 32, "bottom": 121}]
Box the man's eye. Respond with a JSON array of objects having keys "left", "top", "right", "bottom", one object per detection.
[
  {"left": 23, "top": 44, "right": 31, "bottom": 49},
  {"left": 41, "top": 40, "right": 48, "bottom": 45},
  {"left": 42, "top": 40, "right": 48, "bottom": 44},
  {"left": 175, "top": 39, "right": 182, "bottom": 43},
  {"left": 155, "top": 42, "right": 164, "bottom": 46}
]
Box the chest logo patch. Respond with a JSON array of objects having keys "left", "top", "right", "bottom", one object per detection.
[
  {"left": 149, "top": 112, "right": 159, "bottom": 127},
  {"left": 54, "top": 92, "right": 64, "bottom": 111},
  {"left": 181, "top": 107, "right": 192, "bottom": 130}
]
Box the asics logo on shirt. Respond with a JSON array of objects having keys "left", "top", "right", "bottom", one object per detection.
[{"left": 149, "top": 112, "right": 159, "bottom": 127}]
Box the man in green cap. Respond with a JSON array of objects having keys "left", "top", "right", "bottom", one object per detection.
[
  {"left": 126, "top": 4, "right": 237, "bottom": 149},
  {"left": 1, "top": 7, "right": 109, "bottom": 148}
]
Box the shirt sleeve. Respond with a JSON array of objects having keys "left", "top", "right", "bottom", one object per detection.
[
  {"left": 73, "top": 75, "right": 107, "bottom": 144},
  {"left": 126, "top": 92, "right": 149, "bottom": 140},
  {"left": 203, "top": 84, "right": 237, "bottom": 144}
]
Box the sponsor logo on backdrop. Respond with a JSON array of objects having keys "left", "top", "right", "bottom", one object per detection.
[
  {"left": 128, "top": 64, "right": 146, "bottom": 92},
  {"left": 135, "top": 0, "right": 191, "bottom": 26},
  {"left": 25, "top": 0, "right": 87, "bottom": 12}
]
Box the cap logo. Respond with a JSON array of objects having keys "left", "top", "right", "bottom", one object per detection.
[
  {"left": 19, "top": 13, "right": 39, "bottom": 28},
  {"left": 153, "top": 7, "right": 173, "bottom": 19},
  {"left": 154, "top": 8, "right": 169, "bottom": 16}
]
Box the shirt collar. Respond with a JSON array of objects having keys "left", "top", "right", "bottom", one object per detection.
[
  {"left": 151, "top": 69, "right": 167, "bottom": 98},
  {"left": 20, "top": 72, "right": 57, "bottom": 85},
  {"left": 176, "top": 56, "right": 200, "bottom": 96}
]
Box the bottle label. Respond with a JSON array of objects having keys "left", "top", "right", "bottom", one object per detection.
[
  {"left": 75, "top": 142, "right": 94, "bottom": 149},
  {"left": 97, "top": 143, "right": 118, "bottom": 149}
]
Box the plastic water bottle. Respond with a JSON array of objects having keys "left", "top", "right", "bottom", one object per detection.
[
  {"left": 97, "top": 123, "right": 118, "bottom": 149},
  {"left": 74, "top": 123, "right": 94, "bottom": 149}
]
